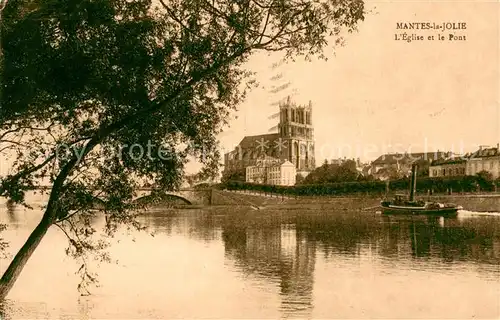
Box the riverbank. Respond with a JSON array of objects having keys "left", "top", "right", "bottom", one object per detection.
[
  {"left": 3, "top": 190, "right": 499, "bottom": 213},
  {"left": 206, "top": 190, "right": 500, "bottom": 212}
]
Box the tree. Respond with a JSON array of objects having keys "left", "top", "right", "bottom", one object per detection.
[
  {"left": 476, "top": 170, "right": 494, "bottom": 191},
  {"left": 302, "top": 159, "right": 360, "bottom": 184},
  {"left": 476, "top": 170, "right": 493, "bottom": 182},
  {"left": 385, "top": 166, "right": 404, "bottom": 180},
  {"left": 221, "top": 167, "right": 246, "bottom": 183},
  {"left": 357, "top": 173, "right": 374, "bottom": 182},
  {"left": 185, "top": 173, "right": 200, "bottom": 187},
  {"left": 295, "top": 173, "right": 305, "bottom": 185},
  {"left": 0, "top": 0, "right": 365, "bottom": 299},
  {"left": 414, "top": 159, "right": 430, "bottom": 177}
]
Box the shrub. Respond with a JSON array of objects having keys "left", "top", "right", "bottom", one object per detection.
[{"left": 220, "top": 175, "right": 495, "bottom": 196}]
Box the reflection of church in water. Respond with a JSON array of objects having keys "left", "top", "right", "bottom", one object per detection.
[
  {"left": 224, "top": 97, "right": 316, "bottom": 177},
  {"left": 222, "top": 224, "right": 316, "bottom": 317}
]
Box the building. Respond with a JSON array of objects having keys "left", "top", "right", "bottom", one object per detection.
[
  {"left": 267, "top": 161, "right": 296, "bottom": 186},
  {"left": 245, "top": 157, "right": 296, "bottom": 186},
  {"left": 466, "top": 144, "right": 500, "bottom": 179},
  {"left": 330, "top": 157, "right": 370, "bottom": 177},
  {"left": 429, "top": 158, "right": 467, "bottom": 177},
  {"left": 245, "top": 155, "right": 279, "bottom": 184},
  {"left": 224, "top": 133, "right": 281, "bottom": 172},
  {"left": 370, "top": 151, "right": 451, "bottom": 179},
  {"left": 224, "top": 96, "right": 315, "bottom": 178},
  {"left": 278, "top": 97, "right": 315, "bottom": 175}
]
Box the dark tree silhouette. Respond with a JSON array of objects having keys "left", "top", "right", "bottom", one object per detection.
[
  {"left": 0, "top": 0, "right": 365, "bottom": 299},
  {"left": 302, "top": 159, "right": 360, "bottom": 184},
  {"left": 221, "top": 168, "right": 246, "bottom": 183}
]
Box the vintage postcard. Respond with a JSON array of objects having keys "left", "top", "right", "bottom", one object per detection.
[{"left": 0, "top": 0, "right": 498, "bottom": 319}]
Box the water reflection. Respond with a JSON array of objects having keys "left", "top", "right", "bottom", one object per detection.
[
  {"left": 151, "top": 209, "right": 500, "bottom": 317},
  {"left": 141, "top": 209, "right": 221, "bottom": 242},
  {"left": 291, "top": 212, "right": 500, "bottom": 270},
  {"left": 221, "top": 223, "right": 315, "bottom": 318},
  {"left": 1, "top": 202, "right": 499, "bottom": 318},
  {"left": 3, "top": 200, "right": 19, "bottom": 227}
]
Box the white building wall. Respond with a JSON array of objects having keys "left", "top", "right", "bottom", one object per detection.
[
  {"left": 465, "top": 158, "right": 500, "bottom": 179},
  {"left": 281, "top": 165, "right": 296, "bottom": 186},
  {"left": 245, "top": 159, "right": 297, "bottom": 186}
]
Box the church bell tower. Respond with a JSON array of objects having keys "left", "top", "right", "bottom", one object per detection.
[{"left": 278, "top": 97, "right": 315, "bottom": 174}]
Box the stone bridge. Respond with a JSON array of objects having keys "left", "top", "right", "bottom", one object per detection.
[{"left": 134, "top": 188, "right": 213, "bottom": 206}]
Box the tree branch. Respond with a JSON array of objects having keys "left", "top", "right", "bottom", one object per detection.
[
  {"left": 0, "top": 136, "right": 92, "bottom": 194},
  {"left": 158, "top": 0, "right": 198, "bottom": 38},
  {"left": 0, "top": 139, "right": 30, "bottom": 148},
  {"left": 256, "top": 9, "right": 303, "bottom": 48},
  {"left": 2, "top": 154, "right": 57, "bottom": 184},
  {"left": 258, "top": 6, "right": 272, "bottom": 44},
  {"left": 0, "top": 124, "right": 55, "bottom": 141},
  {"left": 96, "top": 47, "right": 252, "bottom": 142},
  {"left": 199, "top": 0, "right": 230, "bottom": 21},
  {"left": 55, "top": 190, "right": 105, "bottom": 224},
  {"left": 54, "top": 222, "right": 73, "bottom": 242}
]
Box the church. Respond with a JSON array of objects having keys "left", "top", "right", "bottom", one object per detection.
[{"left": 224, "top": 97, "right": 316, "bottom": 181}]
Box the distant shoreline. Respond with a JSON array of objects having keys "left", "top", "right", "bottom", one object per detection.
[
  {"left": 211, "top": 190, "right": 500, "bottom": 213},
  {"left": 2, "top": 190, "right": 500, "bottom": 213},
  {"left": 224, "top": 189, "right": 500, "bottom": 198}
]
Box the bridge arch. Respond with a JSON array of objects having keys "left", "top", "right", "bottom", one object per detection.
[
  {"left": 134, "top": 189, "right": 212, "bottom": 206},
  {"left": 133, "top": 193, "right": 193, "bottom": 206}
]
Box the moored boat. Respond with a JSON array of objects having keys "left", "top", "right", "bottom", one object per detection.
[{"left": 380, "top": 164, "right": 463, "bottom": 216}]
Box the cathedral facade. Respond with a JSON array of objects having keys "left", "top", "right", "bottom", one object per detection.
[{"left": 224, "top": 97, "right": 315, "bottom": 177}]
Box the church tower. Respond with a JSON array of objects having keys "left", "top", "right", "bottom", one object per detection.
[{"left": 278, "top": 96, "right": 315, "bottom": 174}]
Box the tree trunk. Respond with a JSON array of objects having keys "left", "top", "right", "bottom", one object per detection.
[{"left": 0, "top": 212, "right": 52, "bottom": 301}]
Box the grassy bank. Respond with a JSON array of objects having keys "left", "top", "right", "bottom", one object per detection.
[
  {"left": 214, "top": 189, "right": 500, "bottom": 212},
  {"left": 221, "top": 175, "right": 499, "bottom": 197}
]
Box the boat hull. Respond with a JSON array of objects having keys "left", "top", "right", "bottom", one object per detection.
[{"left": 380, "top": 204, "right": 460, "bottom": 216}]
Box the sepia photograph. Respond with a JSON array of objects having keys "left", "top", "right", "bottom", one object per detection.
[{"left": 0, "top": 0, "right": 499, "bottom": 318}]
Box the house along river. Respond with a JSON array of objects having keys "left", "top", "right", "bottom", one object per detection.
[{"left": 0, "top": 193, "right": 499, "bottom": 319}]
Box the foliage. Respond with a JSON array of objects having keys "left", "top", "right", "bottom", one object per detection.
[
  {"left": 185, "top": 175, "right": 197, "bottom": 187},
  {"left": 357, "top": 173, "right": 376, "bottom": 181},
  {"left": 302, "top": 159, "right": 360, "bottom": 184},
  {"left": 295, "top": 173, "right": 305, "bottom": 185},
  {"left": 415, "top": 159, "right": 430, "bottom": 177},
  {"left": 222, "top": 174, "right": 498, "bottom": 196},
  {"left": 222, "top": 179, "right": 387, "bottom": 196},
  {"left": 0, "top": 0, "right": 366, "bottom": 298},
  {"left": 221, "top": 168, "right": 246, "bottom": 183},
  {"left": 375, "top": 166, "right": 405, "bottom": 180},
  {"left": 193, "top": 182, "right": 214, "bottom": 190},
  {"left": 0, "top": 224, "right": 8, "bottom": 259},
  {"left": 476, "top": 170, "right": 493, "bottom": 182}
]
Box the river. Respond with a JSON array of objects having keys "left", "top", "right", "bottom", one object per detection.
[{"left": 0, "top": 194, "right": 499, "bottom": 319}]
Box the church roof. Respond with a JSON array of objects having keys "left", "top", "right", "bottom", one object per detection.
[{"left": 238, "top": 133, "right": 280, "bottom": 149}]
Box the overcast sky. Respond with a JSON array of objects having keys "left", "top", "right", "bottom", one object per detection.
[{"left": 216, "top": 0, "right": 499, "bottom": 168}]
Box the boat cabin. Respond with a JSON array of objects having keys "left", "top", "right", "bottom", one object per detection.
[{"left": 393, "top": 194, "right": 407, "bottom": 205}]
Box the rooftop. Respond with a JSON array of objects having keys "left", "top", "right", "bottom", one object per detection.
[
  {"left": 237, "top": 133, "right": 280, "bottom": 149},
  {"left": 372, "top": 152, "right": 450, "bottom": 165},
  {"left": 469, "top": 146, "right": 500, "bottom": 159},
  {"left": 430, "top": 157, "right": 467, "bottom": 166}
]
